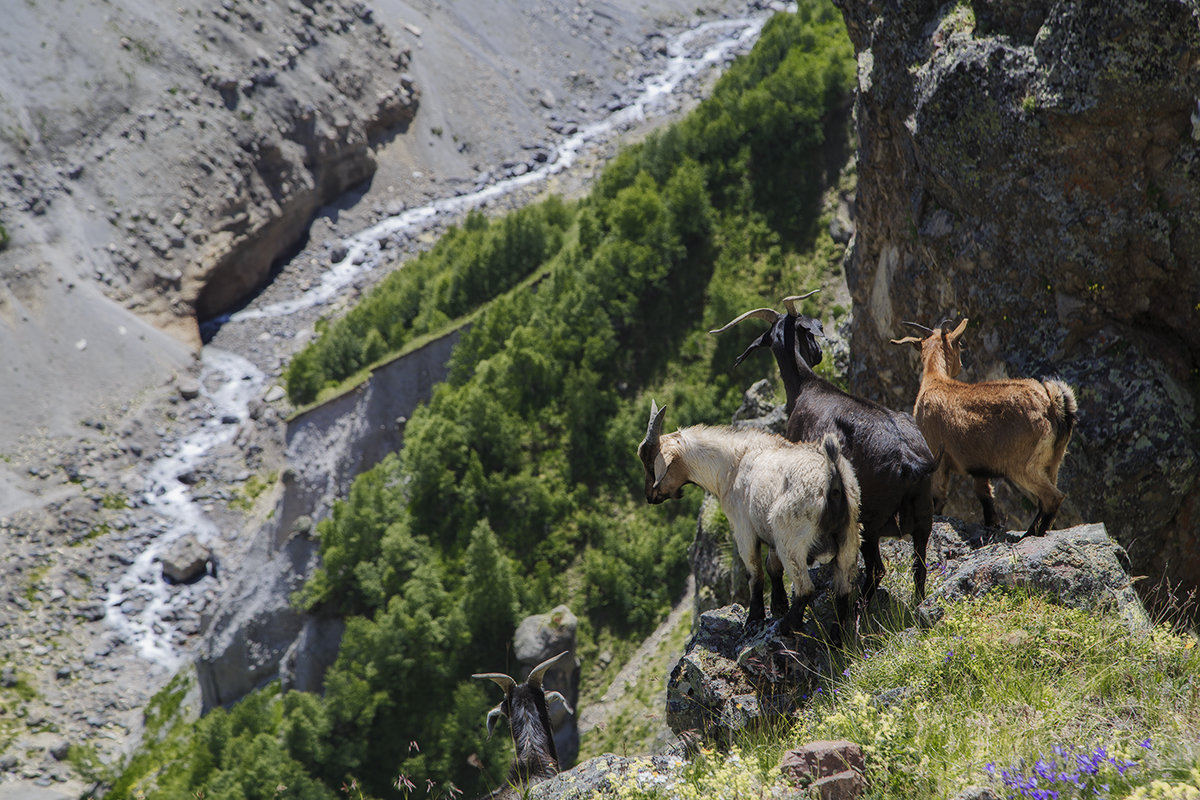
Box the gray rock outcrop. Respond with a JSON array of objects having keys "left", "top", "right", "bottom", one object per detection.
[
  {"left": 527, "top": 753, "right": 687, "bottom": 800},
  {"left": 917, "top": 522, "right": 1147, "bottom": 630},
  {"left": 666, "top": 603, "right": 836, "bottom": 743},
  {"left": 670, "top": 518, "right": 1143, "bottom": 743},
  {"left": 833, "top": 0, "right": 1200, "bottom": 614}
]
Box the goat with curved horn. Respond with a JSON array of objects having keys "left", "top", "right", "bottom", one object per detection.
[
  {"left": 636, "top": 402, "right": 861, "bottom": 639},
  {"left": 889, "top": 318, "right": 1076, "bottom": 538},
  {"left": 473, "top": 651, "right": 575, "bottom": 797},
  {"left": 711, "top": 293, "right": 937, "bottom": 609}
]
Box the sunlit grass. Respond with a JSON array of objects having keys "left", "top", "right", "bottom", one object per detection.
[{"left": 597, "top": 590, "right": 1200, "bottom": 799}]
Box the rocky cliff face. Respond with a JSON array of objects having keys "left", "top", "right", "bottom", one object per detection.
[
  {"left": 833, "top": 0, "right": 1200, "bottom": 611},
  {"left": 0, "top": 0, "right": 416, "bottom": 346}
]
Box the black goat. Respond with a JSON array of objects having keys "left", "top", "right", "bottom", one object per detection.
[
  {"left": 711, "top": 291, "right": 937, "bottom": 606},
  {"left": 473, "top": 651, "right": 574, "bottom": 796}
]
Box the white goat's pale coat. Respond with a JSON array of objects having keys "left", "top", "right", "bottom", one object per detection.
[{"left": 639, "top": 405, "right": 860, "bottom": 636}]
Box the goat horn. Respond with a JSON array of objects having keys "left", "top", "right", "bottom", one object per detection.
[
  {"left": 485, "top": 704, "right": 506, "bottom": 739},
  {"left": 901, "top": 321, "right": 935, "bottom": 335},
  {"left": 527, "top": 650, "right": 570, "bottom": 690},
  {"left": 708, "top": 307, "right": 779, "bottom": 334},
  {"left": 644, "top": 400, "right": 667, "bottom": 449},
  {"left": 781, "top": 289, "right": 820, "bottom": 316},
  {"left": 472, "top": 672, "right": 517, "bottom": 692}
]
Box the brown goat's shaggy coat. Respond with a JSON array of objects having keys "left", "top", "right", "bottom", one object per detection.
[{"left": 892, "top": 319, "right": 1077, "bottom": 538}]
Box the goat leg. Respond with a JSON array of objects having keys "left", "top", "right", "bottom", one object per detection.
[
  {"left": 908, "top": 485, "right": 934, "bottom": 601},
  {"left": 830, "top": 591, "right": 852, "bottom": 648},
  {"left": 766, "top": 549, "right": 789, "bottom": 618},
  {"left": 780, "top": 590, "right": 811, "bottom": 637},
  {"left": 1019, "top": 507, "right": 1046, "bottom": 540},
  {"left": 746, "top": 574, "right": 767, "bottom": 625},
  {"left": 974, "top": 477, "right": 998, "bottom": 527},
  {"left": 858, "top": 535, "right": 885, "bottom": 610}
]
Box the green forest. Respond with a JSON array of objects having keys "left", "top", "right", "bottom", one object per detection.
[{"left": 108, "top": 3, "right": 857, "bottom": 797}]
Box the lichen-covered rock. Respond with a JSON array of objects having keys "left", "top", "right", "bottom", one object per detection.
[
  {"left": 666, "top": 605, "right": 832, "bottom": 743},
  {"left": 917, "top": 522, "right": 1147, "bottom": 630},
  {"left": 527, "top": 753, "right": 687, "bottom": 800},
  {"left": 833, "top": 0, "right": 1200, "bottom": 612}
]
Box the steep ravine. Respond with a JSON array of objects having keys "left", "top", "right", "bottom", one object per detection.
[
  {"left": 0, "top": 2, "right": 784, "bottom": 793},
  {"left": 195, "top": 0, "right": 788, "bottom": 720}
]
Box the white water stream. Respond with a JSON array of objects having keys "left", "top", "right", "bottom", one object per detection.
[
  {"left": 107, "top": 4, "right": 787, "bottom": 667},
  {"left": 105, "top": 349, "right": 266, "bottom": 668}
]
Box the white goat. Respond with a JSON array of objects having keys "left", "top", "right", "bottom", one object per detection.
[{"left": 637, "top": 401, "right": 861, "bottom": 639}]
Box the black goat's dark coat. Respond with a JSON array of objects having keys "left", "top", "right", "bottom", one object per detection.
[{"left": 500, "top": 682, "right": 559, "bottom": 785}]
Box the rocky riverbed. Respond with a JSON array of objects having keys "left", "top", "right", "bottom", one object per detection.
[{"left": 0, "top": 1, "right": 788, "bottom": 793}]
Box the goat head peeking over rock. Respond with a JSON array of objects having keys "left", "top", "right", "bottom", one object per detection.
[
  {"left": 890, "top": 318, "right": 1077, "bottom": 538},
  {"left": 473, "top": 651, "right": 574, "bottom": 794},
  {"left": 638, "top": 400, "right": 860, "bottom": 640},
  {"left": 711, "top": 292, "right": 936, "bottom": 605}
]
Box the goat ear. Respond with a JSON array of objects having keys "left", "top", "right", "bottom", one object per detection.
[
  {"left": 733, "top": 332, "right": 770, "bottom": 367},
  {"left": 799, "top": 316, "right": 826, "bottom": 339},
  {"left": 544, "top": 691, "right": 574, "bottom": 716},
  {"left": 948, "top": 318, "right": 969, "bottom": 341},
  {"left": 652, "top": 451, "right": 673, "bottom": 487},
  {"left": 485, "top": 704, "right": 506, "bottom": 739},
  {"left": 890, "top": 336, "right": 923, "bottom": 348}
]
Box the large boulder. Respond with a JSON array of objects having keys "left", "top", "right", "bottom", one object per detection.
[
  {"left": 665, "top": 604, "right": 835, "bottom": 743},
  {"left": 917, "top": 522, "right": 1147, "bottom": 630},
  {"left": 833, "top": 0, "right": 1200, "bottom": 614}
]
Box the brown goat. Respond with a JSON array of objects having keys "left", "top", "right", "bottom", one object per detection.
[{"left": 890, "top": 319, "right": 1077, "bottom": 538}]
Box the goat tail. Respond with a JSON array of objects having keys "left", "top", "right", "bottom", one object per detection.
[
  {"left": 819, "top": 433, "right": 861, "bottom": 552},
  {"left": 1043, "top": 378, "right": 1078, "bottom": 446}
]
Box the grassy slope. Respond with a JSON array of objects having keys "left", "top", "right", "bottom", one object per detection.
[{"left": 597, "top": 554, "right": 1200, "bottom": 800}]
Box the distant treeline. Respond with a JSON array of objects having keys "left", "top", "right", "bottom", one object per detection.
[{"left": 109, "top": 3, "right": 855, "bottom": 798}]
